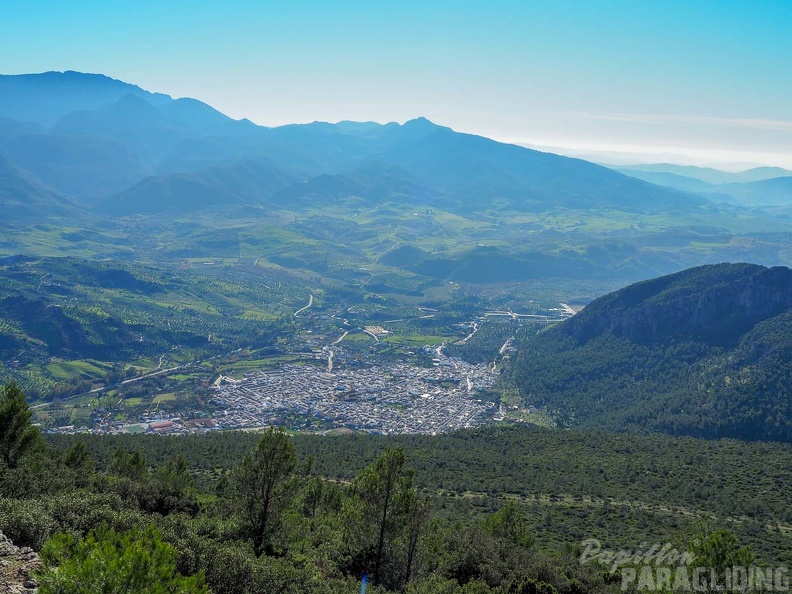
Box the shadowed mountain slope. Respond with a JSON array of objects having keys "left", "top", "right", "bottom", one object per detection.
[{"left": 0, "top": 154, "right": 84, "bottom": 221}]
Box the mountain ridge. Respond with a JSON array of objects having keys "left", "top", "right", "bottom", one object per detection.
[
  {"left": 0, "top": 71, "right": 715, "bottom": 218},
  {"left": 509, "top": 263, "right": 792, "bottom": 442},
  {"left": 0, "top": 70, "right": 172, "bottom": 126},
  {"left": 612, "top": 163, "right": 792, "bottom": 185}
]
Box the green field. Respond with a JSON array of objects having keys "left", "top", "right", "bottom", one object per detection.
[{"left": 45, "top": 360, "right": 111, "bottom": 381}]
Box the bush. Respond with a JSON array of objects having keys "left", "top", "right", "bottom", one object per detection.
[
  {"left": 36, "top": 524, "right": 208, "bottom": 594},
  {"left": 0, "top": 498, "right": 55, "bottom": 549},
  {"left": 46, "top": 491, "right": 147, "bottom": 537}
]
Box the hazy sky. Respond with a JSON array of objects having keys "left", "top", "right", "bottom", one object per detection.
[{"left": 2, "top": 0, "right": 792, "bottom": 168}]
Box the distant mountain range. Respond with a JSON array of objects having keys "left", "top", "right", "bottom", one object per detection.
[
  {"left": 612, "top": 163, "right": 792, "bottom": 185},
  {"left": 0, "top": 71, "right": 709, "bottom": 219},
  {"left": 613, "top": 163, "right": 792, "bottom": 207},
  {"left": 510, "top": 263, "right": 792, "bottom": 442},
  {"left": 709, "top": 176, "right": 792, "bottom": 207},
  {"left": 2, "top": 70, "right": 792, "bottom": 292}
]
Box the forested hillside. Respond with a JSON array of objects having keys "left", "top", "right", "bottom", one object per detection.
[
  {"left": 508, "top": 263, "right": 792, "bottom": 441},
  {"left": 0, "top": 257, "right": 299, "bottom": 398}
]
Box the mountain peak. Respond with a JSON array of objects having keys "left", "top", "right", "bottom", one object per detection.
[
  {"left": 390, "top": 117, "right": 451, "bottom": 141},
  {"left": 402, "top": 116, "right": 441, "bottom": 129}
]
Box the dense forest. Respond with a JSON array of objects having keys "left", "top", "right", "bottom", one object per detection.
[
  {"left": 2, "top": 382, "right": 790, "bottom": 593},
  {"left": 508, "top": 264, "right": 792, "bottom": 442}
]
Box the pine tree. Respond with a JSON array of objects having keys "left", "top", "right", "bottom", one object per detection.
[
  {"left": 349, "top": 446, "right": 414, "bottom": 585},
  {"left": 0, "top": 382, "right": 39, "bottom": 470},
  {"left": 234, "top": 427, "right": 296, "bottom": 557}
]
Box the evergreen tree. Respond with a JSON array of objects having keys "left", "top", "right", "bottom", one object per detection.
[
  {"left": 349, "top": 447, "right": 414, "bottom": 586},
  {"left": 0, "top": 382, "right": 39, "bottom": 470},
  {"left": 234, "top": 427, "right": 297, "bottom": 557},
  {"left": 404, "top": 496, "right": 431, "bottom": 588}
]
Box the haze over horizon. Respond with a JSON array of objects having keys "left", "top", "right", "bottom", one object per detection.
[{"left": 2, "top": 1, "right": 791, "bottom": 169}]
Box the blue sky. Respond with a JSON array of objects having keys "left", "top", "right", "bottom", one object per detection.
[{"left": 2, "top": 0, "right": 791, "bottom": 168}]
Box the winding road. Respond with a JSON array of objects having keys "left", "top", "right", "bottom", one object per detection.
[{"left": 294, "top": 294, "right": 314, "bottom": 317}]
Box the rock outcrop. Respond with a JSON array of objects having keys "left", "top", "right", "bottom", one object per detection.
[{"left": 0, "top": 531, "right": 39, "bottom": 594}]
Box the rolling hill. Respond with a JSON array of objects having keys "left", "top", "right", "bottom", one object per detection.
[
  {"left": 268, "top": 162, "right": 447, "bottom": 209},
  {"left": 0, "top": 257, "right": 300, "bottom": 398},
  {"left": 508, "top": 263, "right": 792, "bottom": 442}
]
